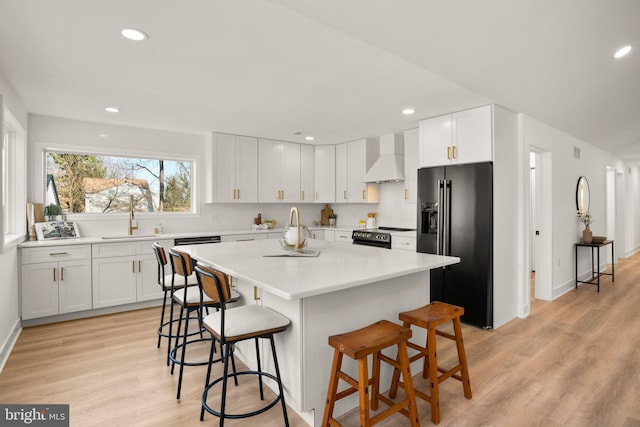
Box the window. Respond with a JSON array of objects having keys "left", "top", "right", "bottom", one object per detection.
[
  {"left": 45, "top": 151, "right": 193, "bottom": 214},
  {"left": 1, "top": 106, "right": 27, "bottom": 250}
]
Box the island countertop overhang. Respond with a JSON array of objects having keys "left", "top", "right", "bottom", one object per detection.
[{"left": 177, "top": 239, "right": 460, "bottom": 300}]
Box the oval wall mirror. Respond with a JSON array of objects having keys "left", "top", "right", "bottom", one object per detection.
[{"left": 576, "top": 176, "right": 590, "bottom": 212}]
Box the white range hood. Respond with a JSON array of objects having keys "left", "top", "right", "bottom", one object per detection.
[{"left": 362, "top": 133, "right": 405, "bottom": 183}]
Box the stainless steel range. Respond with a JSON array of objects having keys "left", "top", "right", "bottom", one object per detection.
[{"left": 351, "top": 227, "right": 415, "bottom": 249}]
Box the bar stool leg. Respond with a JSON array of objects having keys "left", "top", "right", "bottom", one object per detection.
[
  {"left": 269, "top": 336, "right": 290, "bottom": 427},
  {"left": 397, "top": 340, "right": 420, "bottom": 427},
  {"left": 453, "top": 317, "right": 472, "bottom": 399},
  {"left": 370, "top": 351, "right": 381, "bottom": 411},
  {"left": 322, "top": 350, "right": 343, "bottom": 427},
  {"left": 427, "top": 327, "right": 440, "bottom": 424},
  {"left": 157, "top": 289, "right": 168, "bottom": 348},
  {"left": 357, "top": 356, "right": 371, "bottom": 427}
]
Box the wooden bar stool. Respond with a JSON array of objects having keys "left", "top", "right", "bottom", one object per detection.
[
  {"left": 390, "top": 301, "right": 472, "bottom": 424},
  {"left": 322, "top": 320, "right": 420, "bottom": 427}
]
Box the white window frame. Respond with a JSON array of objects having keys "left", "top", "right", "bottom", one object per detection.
[
  {"left": 1, "top": 105, "right": 27, "bottom": 251},
  {"left": 40, "top": 144, "right": 199, "bottom": 220}
]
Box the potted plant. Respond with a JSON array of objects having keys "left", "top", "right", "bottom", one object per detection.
[
  {"left": 328, "top": 213, "right": 337, "bottom": 227},
  {"left": 577, "top": 210, "right": 593, "bottom": 243},
  {"left": 45, "top": 204, "right": 61, "bottom": 221}
]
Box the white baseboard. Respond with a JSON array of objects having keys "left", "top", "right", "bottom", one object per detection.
[{"left": 0, "top": 318, "right": 22, "bottom": 374}]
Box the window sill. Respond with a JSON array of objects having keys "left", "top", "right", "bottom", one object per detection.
[{"left": 2, "top": 233, "right": 27, "bottom": 252}]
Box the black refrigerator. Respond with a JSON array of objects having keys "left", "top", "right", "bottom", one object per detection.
[{"left": 417, "top": 162, "right": 493, "bottom": 328}]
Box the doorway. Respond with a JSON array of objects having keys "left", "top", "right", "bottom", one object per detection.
[{"left": 529, "top": 148, "right": 552, "bottom": 304}]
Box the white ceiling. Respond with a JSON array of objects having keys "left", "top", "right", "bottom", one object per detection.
[{"left": 0, "top": 0, "right": 639, "bottom": 162}]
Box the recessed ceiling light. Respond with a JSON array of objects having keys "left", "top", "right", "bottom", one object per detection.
[
  {"left": 402, "top": 108, "right": 415, "bottom": 115},
  {"left": 613, "top": 45, "right": 632, "bottom": 59},
  {"left": 305, "top": 136, "right": 314, "bottom": 141},
  {"left": 105, "top": 107, "right": 120, "bottom": 113},
  {"left": 121, "top": 28, "right": 148, "bottom": 41},
  {"left": 99, "top": 134, "right": 109, "bottom": 138}
]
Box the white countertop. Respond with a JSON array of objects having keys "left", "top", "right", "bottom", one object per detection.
[
  {"left": 18, "top": 225, "right": 416, "bottom": 248},
  {"left": 179, "top": 239, "right": 458, "bottom": 300}
]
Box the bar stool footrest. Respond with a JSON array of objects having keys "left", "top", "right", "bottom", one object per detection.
[{"left": 202, "top": 370, "right": 283, "bottom": 420}]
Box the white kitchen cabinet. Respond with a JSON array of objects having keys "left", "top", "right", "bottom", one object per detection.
[
  {"left": 300, "top": 144, "right": 315, "bottom": 203},
  {"left": 21, "top": 245, "right": 92, "bottom": 320},
  {"left": 323, "top": 229, "right": 335, "bottom": 242},
  {"left": 403, "top": 128, "right": 419, "bottom": 204},
  {"left": 391, "top": 236, "right": 416, "bottom": 251},
  {"left": 92, "top": 240, "right": 172, "bottom": 308},
  {"left": 314, "top": 145, "right": 336, "bottom": 203},
  {"left": 212, "top": 133, "right": 258, "bottom": 202},
  {"left": 334, "top": 229, "right": 352, "bottom": 243},
  {"left": 309, "top": 229, "right": 324, "bottom": 240},
  {"left": 335, "top": 139, "right": 379, "bottom": 203},
  {"left": 258, "top": 139, "right": 301, "bottom": 203},
  {"left": 419, "top": 105, "right": 492, "bottom": 167}
]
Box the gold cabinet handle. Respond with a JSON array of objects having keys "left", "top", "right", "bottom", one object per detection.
[
  {"left": 138, "top": 260, "right": 141, "bottom": 272},
  {"left": 60, "top": 267, "right": 64, "bottom": 281},
  {"left": 343, "top": 190, "right": 347, "bottom": 200},
  {"left": 362, "top": 189, "right": 365, "bottom": 200},
  {"left": 447, "top": 146, "right": 452, "bottom": 159},
  {"left": 233, "top": 189, "right": 236, "bottom": 199},
  {"left": 253, "top": 286, "right": 260, "bottom": 301},
  {"left": 452, "top": 146, "right": 457, "bottom": 159},
  {"left": 229, "top": 275, "right": 235, "bottom": 289},
  {"left": 404, "top": 188, "right": 408, "bottom": 200},
  {"left": 53, "top": 268, "right": 56, "bottom": 282},
  {"left": 49, "top": 252, "right": 69, "bottom": 256},
  {"left": 301, "top": 190, "right": 304, "bottom": 200},
  {"left": 237, "top": 188, "right": 240, "bottom": 199},
  {"left": 315, "top": 191, "right": 318, "bottom": 201},
  {"left": 282, "top": 190, "right": 285, "bottom": 200},
  {"left": 132, "top": 261, "right": 135, "bottom": 273}
]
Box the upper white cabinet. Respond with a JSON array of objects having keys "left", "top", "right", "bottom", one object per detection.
[
  {"left": 314, "top": 145, "right": 335, "bottom": 203},
  {"left": 258, "top": 139, "right": 301, "bottom": 203},
  {"left": 419, "top": 105, "right": 492, "bottom": 167},
  {"left": 403, "top": 128, "right": 418, "bottom": 204},
  {"left": 335, "top": 139, "right": 379, "bottom": 203},
  {"left": 21, "top": 245, "right": 92, "bottom": 320},
  {"left": 299, "top": 144, "right": 315, "bottom": 203},
  {"left": 212, "top": 133, "right": 258, "bottom": 202}
]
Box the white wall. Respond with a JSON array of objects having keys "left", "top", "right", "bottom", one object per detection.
[
  {"left": 521, "top": 115, "right": 636, "bottom": 300},
  {"left": 0, "top": 72, "right": 28, "bottom": 369}
]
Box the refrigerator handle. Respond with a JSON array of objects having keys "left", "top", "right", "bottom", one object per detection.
[
  {"left": 444, "top": 179, "right": 451, "bottom": 256},
  {"left": 437, "top": 179, "right": 444, "bottom": 255}
]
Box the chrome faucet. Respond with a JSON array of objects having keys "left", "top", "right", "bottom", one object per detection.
[{"left": 128, "top": 195, "right": 138, "bottom": 235}]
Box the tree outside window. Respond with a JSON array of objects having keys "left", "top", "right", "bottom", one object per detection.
[{"left": 46, "top": 152, "right": 192, "bottom": 214}]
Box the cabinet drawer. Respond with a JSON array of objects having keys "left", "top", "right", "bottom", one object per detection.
[
  {"left": 392, "top": 236, "right": 416, "bottom": 251},
  {"left": 135, "top": 239, "right": 173, "bottom": 255},
  {"left": 22, "top": 245, "right": 91, "bottom": 264},
  {"left": 221, "top": 234, "right": 268, "bottom": 243},
  {"left": 92, "top": 242, "right": 136, "bottom": 258},
  {"left": 334, "top": 230, "right": 352, "bottom": 243}
]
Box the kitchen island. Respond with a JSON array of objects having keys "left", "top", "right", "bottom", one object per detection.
[{"left": 178, "top": 239, "right": 459, "bottom": 426}]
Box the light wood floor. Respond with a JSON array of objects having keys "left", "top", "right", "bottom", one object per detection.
[{"left": 1, "top": 252, "right": 639, "bottom": 426}]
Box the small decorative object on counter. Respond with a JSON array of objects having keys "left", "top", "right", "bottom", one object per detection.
[
  {"left": 154, "top": 223, "right": 163, "bottom": 234},
  {"left": 254, "top": 213, "right": 262, "bottom": 225},
  {"left": 321, "top": 204, "right": 334, "bottom": 226},
  {"left": 577, "top": 210, "right": 593, "bottom": 243},
  {"left": 328, "top": 213, "right": 337, "bottom": 228},
  {"left": 283, "top": 207, "right": 309, "bottom": 251},
  {"left": 358, "top": 219, "right": 366, "bottom": 229},
  {"left": 263, "top": 219, "right": 277, "bottom": 229},
  {"left": 366, "top": 211, "right": 377, "bottom": 229}
]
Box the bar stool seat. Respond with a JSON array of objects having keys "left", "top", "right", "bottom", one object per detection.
[
  {"left": 322, "top": 320, "right": 419, "bottom": 427},
  {"left": 390, "top": 301, "right": 472, "bottom": 424}
]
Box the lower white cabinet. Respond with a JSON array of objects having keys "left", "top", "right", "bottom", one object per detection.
[
  {"left": 21, "top": 245, "right": 92, "bottom": 320},
  {"left": 92, "top": 240, "right": 172, "bottom": 308},
  {"left": 392, "top": 236, "right": 417, "bottom": 251},
  {"left": 334, "top": 229, "right": 352, "bottom": 243}
]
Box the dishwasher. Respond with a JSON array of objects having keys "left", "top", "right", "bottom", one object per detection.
[{"left": 174, "top": 235, "right": 221, "bottom": 267}]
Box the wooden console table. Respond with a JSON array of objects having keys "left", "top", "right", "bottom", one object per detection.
[{"left": 574, "top": 240, "right": 614, "bottom": 292}]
